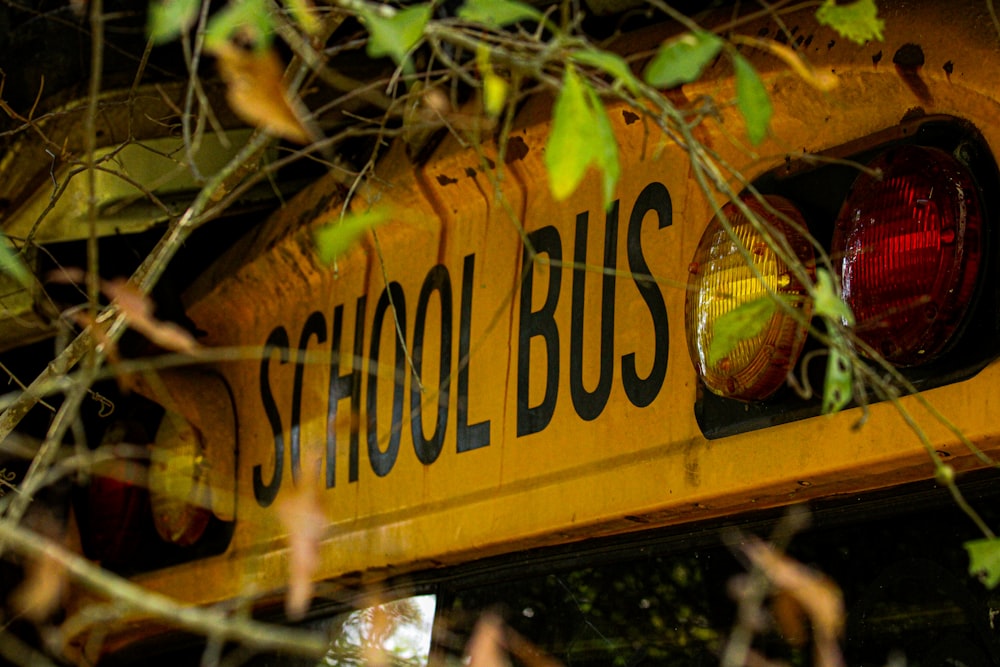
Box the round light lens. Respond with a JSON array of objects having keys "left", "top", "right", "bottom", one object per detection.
[
  {"left": 685, "top": 196, "right": 815, "bottom": 401},
  {"left": 832, "top": 145, "right": 983, "bottom": 365}
]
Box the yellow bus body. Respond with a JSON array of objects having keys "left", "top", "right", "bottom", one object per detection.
[{"left": 103, "top": 0, "right": 1000, "bottom": 652}]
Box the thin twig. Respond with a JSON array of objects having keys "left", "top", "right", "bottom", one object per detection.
[{"left": 0, "top": 518, "right": 329, "bottom": 659}]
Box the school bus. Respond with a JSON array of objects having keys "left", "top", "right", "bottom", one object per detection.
[{"left": 5, "top": 0, "right": 1000, "bottom": 664}]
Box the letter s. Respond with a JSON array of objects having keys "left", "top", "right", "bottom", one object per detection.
[{"left": 256, "top": 326, "right": 290, "bottom": 507}]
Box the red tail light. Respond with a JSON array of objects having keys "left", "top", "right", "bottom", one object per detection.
[{"left": 832, "top": 145, "right": 984, "bottom": 365}]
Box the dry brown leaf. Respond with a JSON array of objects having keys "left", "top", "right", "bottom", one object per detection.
[
  {"left": 10, "top": 550, "right": 66, "bottom": 622},
  {"left": 465, "top": 613, "right": 510, "bottom": 667},
  {"left": 276, "top": 483, "right": 327, "bottom": 620},
  {"left": 9, "top": 510, "right": 70, "bottom": 623},
  {"left": 464, "top": 613, "right": 563, "bottom": 667},
  {"left": 102, "top": 279, "right": 199, "bottom": 354},
  {"left": 771, "top": 590, "right": 808, "bottom": 647},
  {"left": 213, "top": 44, "right": 313, "bottom": 144},
  {"left": 741, "top": 536, "right": 846, "bottom": 667},
  {"left": 731, "top": 36, "right": 838, "bottom": 92},
  {"left": 46, "top": 271, "right": 198, "bottom": 354}
]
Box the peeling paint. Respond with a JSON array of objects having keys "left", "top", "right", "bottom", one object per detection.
[
  {"left": 504, "top": 136, "right": 529, "bottom": 163},
  {"left": 893, "top": 43, "right": 933, "bottom": 105}
]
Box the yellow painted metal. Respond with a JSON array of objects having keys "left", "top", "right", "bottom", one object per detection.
[{"left": 119, "top": 0, "right": 1000, "bottom": 638}]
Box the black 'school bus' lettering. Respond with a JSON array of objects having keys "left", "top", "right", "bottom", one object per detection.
[
  {"left": 255, "top": 181, "right": 671, "bottom": 507},
  {"left": 622, "top": 182, "right": 671, "bottom": 408},
  {"left": 457, "top": 253, "right": 491, "bottom": 452},
  {"left": 570, "top": 202, "right": 619, "bottom": 421},
  {"left": 291, "top": 311, "right": 327, "bottom": 485},
  {"left": 517, "top": 226, "right": 563, "bottom": 437},
  {"left": 516, "top": 183, "right": 673, "bottom": 437},
  {"left": 411, "top": 265, "right": 452, "bottom": 465},
  {"left": 367, "top": 282, "right": 406, "bottom": 477},
  {"left": 257, "top": 258, "right": 492, "bottom": 506},
  {"left": 256, "top": 326, "right": 290, "bottom": 508},
  {"left": 326, "top": 297, "right": 367, "bottom": 488}
]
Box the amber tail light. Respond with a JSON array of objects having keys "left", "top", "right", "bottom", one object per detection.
[{"left": 685, "top": 196, "right": 815, "bottom": 401}]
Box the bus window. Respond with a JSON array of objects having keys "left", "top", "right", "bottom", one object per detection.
[
  {"left": 432, "top": 478, "right": 1000, "bottom": 667},
  {"left": 248, "top": 595, "right": 436, "bottom": 667},
  {"left": 317, "top": 595, "right": 436, "bottom": 666}
]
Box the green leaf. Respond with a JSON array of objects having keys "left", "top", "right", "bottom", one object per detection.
[
  {"left": 545, "top": 66, "right": 593, "bottom": 202},
  {"left": 572, "top": 49, "right": 640, "bottom": 94},
  {"left": 816, "top": 0, "right": 884, "bottom": 45},
  {"left": 285, "top": 0, "right": 320, "bottom": 35},
  {"left": 586, "top": 85, "right": 620, "bottom": 208},
  {"left": 732, "top": 53, "right": 771, "bottom": 145},
  {"left": 643, "top": 31, "right": 723, "bottom": 89},
  {"left": 360, "top": 4, "right": 431, "bottom": 70},
  {"left": 812, "top": 268, "right": 854, "bottom": 325},
  {"left": 458, "top": 0, "right": 541, "bottom": 28},
  {"left": 544, "top": 66, "right": 620, "bottom": 208},
  {"left": 0, "top": 237, "right": 31, "bottom": 289},
  {"left": 811, "top": 269, "right": 854, "bottom": 414},
  {"left": 148, "top": 0, "right": 202, "bottom": 44},
  {"left": 708, "top": 296, "right": 777, "bottom": 367},
  {"left": 483, "top": 74, "right": 509, "bottom": 118},
  {"left": 314, "top": 210, "right": 388, "bottom": 264},
  {"left": 965, "top": 538, "right": 1000, "bottom": 588},
  {"left": 476, "top": 44, "right": 508, "bottom": 118},
  {"left": 205, "top": 0, "right": 272, "bottom": 50},
  {"left": 822, "top": 328, "right": 853, "bottom": 414}
]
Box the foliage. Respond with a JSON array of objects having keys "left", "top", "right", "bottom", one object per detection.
[
  {"left": 4, "top": 0, "right": 1000, "bottom": 664},
  {"left": 314, "top": 209, "right": 388, "bottom": 264},
  {"left": 707, "top": 296, "right": 776, "bottom": 367},
  {"left": 545, "top": 65, "right": 620, "bottom": 207},
  {"left": 965, "top": 537, "right": 1000, "bottom": 588},
  {"left": 358, "top": 4, "right": 432, "bottom": 71},
  {"left": 642, "top": 31, "right": 723, "bottom": 89},
  {"left": 0, "top": 235, "right": 32, "bottom": 290},
  {"left": 816, "top": 0, "right": 885, "bottom": 45},
  {"left": 811, "top": 269, "right": 855, "bottom": 414},
  {"left": 457, "top": 0, "right": 542, "bottom": 28}
]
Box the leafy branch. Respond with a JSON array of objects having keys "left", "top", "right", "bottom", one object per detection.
[{"left": 0, "top": 0, "right": 995, "bottom": 663}]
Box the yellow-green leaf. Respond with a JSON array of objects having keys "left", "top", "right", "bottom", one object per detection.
[
  {"left": 966, "top": 538, "right": 1000, "bottom": 588},
  {"left": 0, "top": 237, "right": 31, "bottom": 289},
  {"left": 822, "top": 328, "right": 853, "bottom": 414},
  {"left": 812, "top": 268, "right": 854, "bottom": 325},
  {"left": 545, "top": 66, "right": 594, "bottom": 202},
  {"left": 483, "top": 75, "right": 509, "bottom": 118},
  {"left": 205, "top": 0, "right": 273, "bottom": 50},
  {"left": 148, "top": 0, "right": 202, "bottom": 44},
  {"left": 643, "top": 31, "right": 723, "bottom": 89},
  {"left": 572, "top": 48, "right": 640, "bottom": 94},
  {"left": 732, "top": 52, "right": 771, "bottom": 145},
  {"left": 458, "top": 0, "right": 540, "bottom": 28},
  {"left": 285, "top": 0, "right": 320, "bottom": 36},
  {"left": 816, "top": 0, "right": 884, "bottom": 45},
  {"left": 360, "top": 4, "right": 431, "bottom": 70},
  {"left": 476, "top": 44, "right": 508, "bottom": 118},
  {"left": 314, "top": 209, "right": 388, "bottom": 264},
  {"left": 708, "top": 297, "right": 776, "bottom": 367},
  {"left": 812, "top": 269, "right": 854, "bottom": 414},
  {"left": 586, "top": 84, "right": 620, "bottom": 209},
  {"left": 544, "top": 66, "right": 620, "bottom": 209}
]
